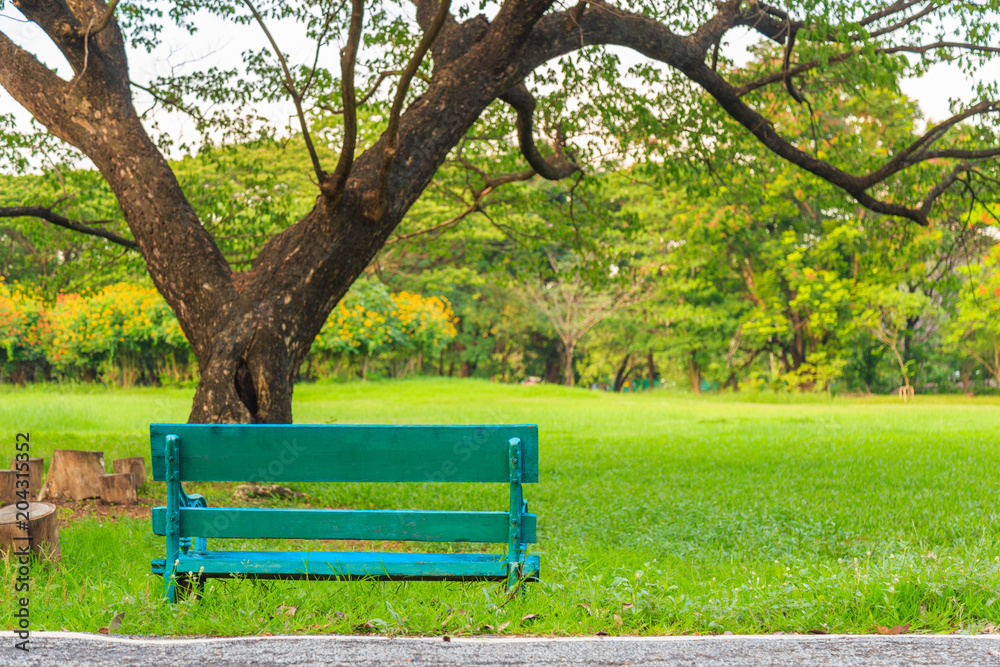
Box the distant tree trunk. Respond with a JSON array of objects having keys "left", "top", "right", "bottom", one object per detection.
[
  {"left": 647, "top": 351, "right": 655, "bottom": 391},
  {"left": 460, "top": 361, "right": 473, "bottom": 377},
  {"left": 613, "top": 353, "right": 631, "bottom": 392},
  {"left": 544, "top": 353, "right": 561, "bottom": 383},
  {"left": 960, "top": 358, "right": 974, "bottom": 395},
  {"left": 726, "top": 371, "right": 739, "bottom": 391},
  {"left": 562, "top": 341, "right": 576, "bottom": 386},
  {"left": 689, "top": 351, "right": 702, "bottom": 394}
]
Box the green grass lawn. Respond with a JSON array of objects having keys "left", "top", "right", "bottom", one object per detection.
[{"left": 2, "top": 379, "right": 1000, "bottom": 636}]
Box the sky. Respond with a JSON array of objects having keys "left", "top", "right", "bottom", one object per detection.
[{"left": 0, "top": 5, "right": 997, "bottom": 158}]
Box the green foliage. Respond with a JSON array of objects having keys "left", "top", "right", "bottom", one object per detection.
[
  {"left": 944, "top": 244, "right": 1000, "bottom": 383},
  {"left": 44, "top": 283, "right": 191, "bottom": 384},
  {"left": 311, "top": 279, "right": 457, "bottom": 361}
]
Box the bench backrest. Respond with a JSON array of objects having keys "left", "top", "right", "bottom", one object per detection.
[
  {"left": 151, "top": 424, "right": 538, "bottom": 548},
  {"left": 150, "top": 424, "right": 539, "bottom": 484}
]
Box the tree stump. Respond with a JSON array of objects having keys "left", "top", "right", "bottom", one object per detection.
[
  {"left": 0, "top": 502, "right": 60, "bottom": 561},
  {"left": 112, "top": 457, "right": 147, "bottom": 488},
  {"left": 99, "top": 474, "right": 137, "bottom": 505},
  {"left": 0, "top": 470, "right": 16, "bottom": 504},
  {"left": 10, "top": 457, "right": 44, "bottom": 497},
  {"left": 38, "top": 450, "right": 106, "bottom": 501}
]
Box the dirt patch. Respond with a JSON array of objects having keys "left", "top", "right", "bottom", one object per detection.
[{"left": 48, "top": 495, "right": 163, "bottom": 523}]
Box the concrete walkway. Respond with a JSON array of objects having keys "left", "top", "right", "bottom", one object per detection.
[{"left": 3, "top": 632, "right": 1000, "bottom": 666}]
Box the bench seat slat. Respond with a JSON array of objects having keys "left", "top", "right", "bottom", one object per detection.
[
  {"left": 150, "top": 424, "right": 539, "bottom": 483},
  {"left": 151, "top": 507, "right": 537, "bottom": 544},
  {"left": 152, "top": 551, "right": 541, "bottom": 582}
]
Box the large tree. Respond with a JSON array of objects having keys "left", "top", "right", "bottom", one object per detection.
[{"left": 1, "top": 0, "right": 999, "bottom": 422}]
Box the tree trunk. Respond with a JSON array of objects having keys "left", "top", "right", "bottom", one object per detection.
[
  {"left": 563, "top": 341, "right": 576, "bottom": 387},
  {"left": 689, "top": 351, "right": 702, "bottom": 393},
  {"left": 38, "top": 450, "right": 105, "bottom": 501},
  {"left": 0, "top": 470, "right": 15, "bottom": 505},
  {"left": 99, "top": 474, "right": 138, "bottom": 505},
  {"left": 113, "top": 457, "right": 147, "bottom": 487},
  {"left": 9, "top": 457, "right": 44, "bottom": 498},
  {"left": 0, "top": 502, "right": 60, "bottom": 562},
  {"left": 647, "top": 351, "right": 655, "bottom": 391},
  {"left": 613, "top": 353, "right": 631, "bottom": 392},
  {"left": 960, "top": 358, "right": 974, "bottom": 395}
]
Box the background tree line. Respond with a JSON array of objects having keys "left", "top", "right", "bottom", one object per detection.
[{"left": 2, "top": 49, "right": 1000, "bottom": 395}]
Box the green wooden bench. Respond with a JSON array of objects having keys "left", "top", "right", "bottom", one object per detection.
[{"left": 149, "top": 423, "right": 540, "bottom": 602}]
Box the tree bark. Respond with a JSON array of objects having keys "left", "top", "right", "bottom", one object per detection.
[
  {"left": 647, "top": 351, "right": 655, "bottom": 391},
  {"left": 0, "top": 471, "right": 16, "bottom": 505},
  {"left": 38, "top": 450, "right": 105, "bottom": 501},
  {"left": 99, "top": 474, "right": 137, "bottom": 505},
  {"left": 113, "top": 457, "right": 146, "bottom": 487},
  {"left": 613, "top": 353, "right": 631, "bottom": 392},
  {"left": 9, "top": 457, "right": 44, "bottom": 498},
  {"left": 562, "top": 341, "right": 576, "bottom": 387},
  {"left": 689, "top": 351, "right": 702, "bottom": 393},
  {"left": 0, "top": 502, "right": 60, "bottom": 562},
  {"left": 960, "top": 358, "right": 974, "bottom": 395}
]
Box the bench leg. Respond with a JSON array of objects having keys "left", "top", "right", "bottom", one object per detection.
[{"left": 175, "top": 573, "right": 206, "bottom": 602}]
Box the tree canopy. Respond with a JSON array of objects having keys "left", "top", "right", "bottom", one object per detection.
[{"left": 2, "top": 0, "right": 1000, "bottom": 420}]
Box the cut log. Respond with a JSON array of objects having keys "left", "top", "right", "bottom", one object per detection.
[
  {"left": 38, "top": 450, "right": 105, "bottom": 501},
  {"left": 0, "top": 502, "right": 60, "bottom": 561},
  {"left": 99, "top": 473, "right": 137, "bottom": 505},
  {"left": 112, "top": 457, "right": 147, "bottom": 488},
  {"left": 10, "top": 457, "right": 44, "bottom": 497},
  {"left": 0, "top": 470, "right": 16, "bottom": 504}
]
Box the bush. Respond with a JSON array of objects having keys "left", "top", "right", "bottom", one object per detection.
[
  {"left": 0, "top": 280, "right": 455, "bottom": 385},
  {"left": 0, "top": 280, "right": 47, "bottom": 382},
  {"left": 309, "top": 279, "right": 457, "bottom": 379},
  {"left": 44, "top": 284, "right": 191, "bottom": 384}
]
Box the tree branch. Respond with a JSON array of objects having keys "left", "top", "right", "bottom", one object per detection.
[
  {"left": 90, "top": 0, "right": 121, "bottom": 36},
  {"left": 0, "top": 206, "right": 138, "bottom": 249},
  {"left": 519, "top": 5, "right": 1000, "bottom": 225},
  {"left": 736, "top": 41, "right": 1000, "bottom": 98},
  {"left": 242, "top": 0, "right": 326, "bottom": 187},
  {"left": 501, "top": 83, "right": 582, "bottom": 180},
  {"left": 0, "top": 32, "right": 70, "bottom": 129},
  {"left": 317, "top": 71, "right": 431, "bottom": 115},
  {"left": 372, "top": 0, "right": 451, "bottom": 215},
  {"left": 324, "top": 0, "right": 365, "bottom": 202}
]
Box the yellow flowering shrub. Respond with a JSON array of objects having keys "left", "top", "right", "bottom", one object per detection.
[
  {"left": 313, "top": 280, "right": 457, "bottom": 358},
  {"left": 0, "top": 280, "right": 47, "bottom": 367}
]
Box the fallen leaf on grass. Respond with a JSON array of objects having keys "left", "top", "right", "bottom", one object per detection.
[
  {"left": 497, "top": 621, "right": 510, "bottom": 632},
  {"left": 876, "top": 624, "right": 910, "bottom": 635},
  {"left": 623, "top": 603, "right": 635, "bottom": 612},
  {"left": 97, "top": 627, "right": 109, "bottom": 635},
  {"left": 521, "top": 614, "right": 541, "bottom": 622},
  {"left": 596, "top": 631, "right": 609, "bottom": 637},
  {"left": 276, "top": 605, "right": 298, "bottom": 617},
  {"left": 807, "top": 629, "right": 829, "bottom": 635},
  {"left": 613, "top": 614, "right": 623, "bottom": 627},
  {"left": 109, "top": 613, "right": 124, "bottom": 632},
  {"left": 259, "top": 632, "right": 273, "bottom": 637}
]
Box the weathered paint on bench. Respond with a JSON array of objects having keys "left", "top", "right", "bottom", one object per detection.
[{"left": 150, "top": 424, "right": 540, "bottom": 602}]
